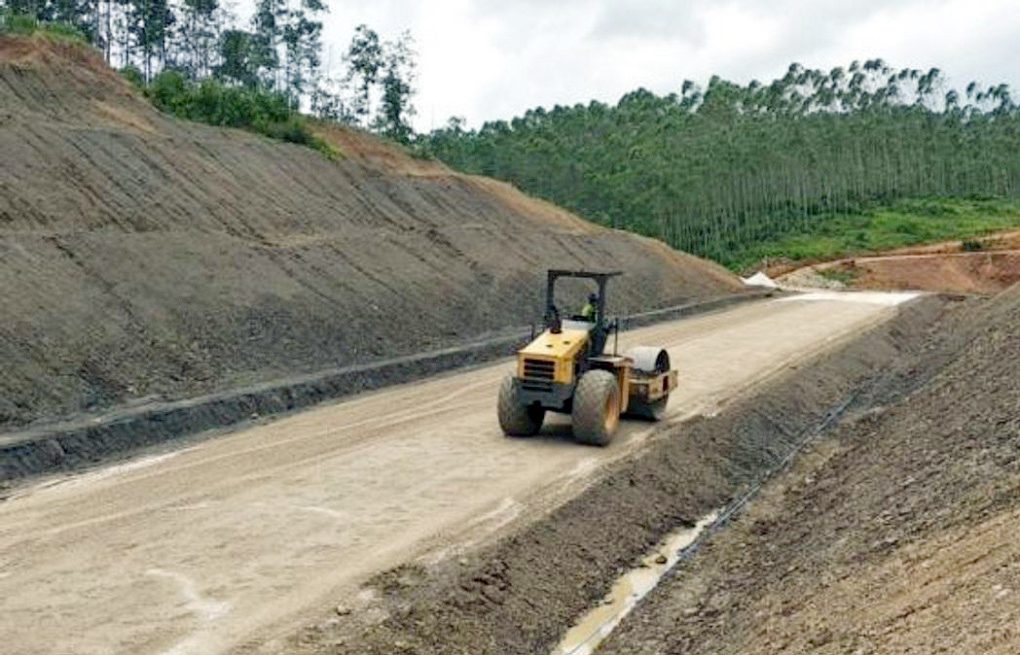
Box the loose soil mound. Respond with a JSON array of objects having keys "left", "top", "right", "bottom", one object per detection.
[
  {"left": 599, "top": 284, "right": 1020, "bottom": 654},
  {"left": 846, "top": 251, "right": 1020, "bottom": 293},
  {"left": 0, "top": 36, "right": 741, "bottom": 430}
]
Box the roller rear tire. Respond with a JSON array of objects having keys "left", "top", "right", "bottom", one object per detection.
[{"left": 572, "top": 370, "right": 621, "bottom": 446}]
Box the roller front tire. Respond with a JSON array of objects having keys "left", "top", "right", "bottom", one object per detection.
[
  {"left": 572, "top": 370, "right": 621, "bottom": 446},
  {"left": 498, "top": 375, "right": 545, "bottom": 436}
]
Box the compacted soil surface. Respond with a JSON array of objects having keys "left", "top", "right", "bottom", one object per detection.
[
  {"left": 600, "top": 283, "right": 1020, "bottom": 654},
  {"left": 0, "top": 35, "right": 741, "bottom": 431},
  {"left": 268, "top": 293, "right": 969, "bottom": 655},
  {"left": 0, "top": 294, "right": 916, "bottom": 655}
]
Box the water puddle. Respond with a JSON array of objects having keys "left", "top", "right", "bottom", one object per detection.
[{"left": 551, "top": 510, "right": 719, "bottom": 655}]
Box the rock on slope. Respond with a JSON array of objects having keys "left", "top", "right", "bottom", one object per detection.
[{"left": 0, "top": 36, "right": 742, "bottom": 429}]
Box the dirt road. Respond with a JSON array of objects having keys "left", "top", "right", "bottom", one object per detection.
[{"left": 0, "top": 293, "right": 915, "bottom": 655}]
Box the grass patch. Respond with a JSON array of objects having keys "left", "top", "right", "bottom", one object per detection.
[
  {"left": 816, "top": 266, "right": 857, "bottom": 286},
  {"left": 143, "top": 70, "right": 337, "bottom": 159},
  {"left": 728, "top": 197, "right": 1020, "bottom": 271}
]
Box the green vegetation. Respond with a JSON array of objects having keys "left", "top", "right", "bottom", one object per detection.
[
  {"left": 734, "top": 197, "right": 1020, "bottom": 270},
  {"left": 142, "top": 70, "right": 335, "bottom": 156},
  {"left": 425, "top": 63, "right": 1020, "bottom": 269},
  {"left": 2, "top": 2, "right": 418, "bottom": 143},
  {"left": 0, "top": 10, "right": 87, "bottom": 42},
  {"left": 8, "top": 6, "right": 1020, "bottom": 265},
  {"left": 816, "top": 267, "right": 857, "bottom": 286}
]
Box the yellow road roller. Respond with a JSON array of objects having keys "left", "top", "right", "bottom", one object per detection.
[{"left": 498, "top": 270, "right": 678, "bottom": 445}]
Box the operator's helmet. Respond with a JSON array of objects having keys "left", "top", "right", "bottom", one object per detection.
[{"left": 588, "top": 292, "right": 598, "bottom": 303}]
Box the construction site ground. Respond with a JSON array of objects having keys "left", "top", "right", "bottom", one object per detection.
[
  {"left": 3, "top": 33, "right": 1018, "bottom": 655},
  {"left": 0, "top": 292, "right": 921, "bottom": 655},
  {"left": 601, "top": 284, "right": 1020, "bottom": 655}
]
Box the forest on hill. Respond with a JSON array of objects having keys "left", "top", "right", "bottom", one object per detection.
[{"left": 424, "top": 63, "right": 1020, "bottom": 268}]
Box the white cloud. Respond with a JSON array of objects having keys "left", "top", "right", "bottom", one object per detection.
[{"left": 240, "top": 0, "right": 1020, "bottom": 130}]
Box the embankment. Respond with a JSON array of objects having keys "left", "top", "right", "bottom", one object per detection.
[{"left": 599, "top": 286, "right": 1020, "bottom": 654}]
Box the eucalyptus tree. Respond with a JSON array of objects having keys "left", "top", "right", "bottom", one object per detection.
[
  {"left": 343, "top": 24, "right": 383, "bottom": 126},
  {"left": 215, "top": 28, "right": 259, "bottom": 87},
  {"left": 129, "top": 0, "right": 173, "bottom": 80},
  {"left": 425, "top": 62, "right": 1020, "bottom": 265},
  {"left": 373, "top": 30, "right": 416, "bottom": 142},
  {"left": 177, "top": 0, "right": 219, "bottom": 79},
  {"left": 280, "top": 0, "right": 325, "bottom": 105}
]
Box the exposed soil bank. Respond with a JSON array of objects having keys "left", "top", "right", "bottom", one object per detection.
[
  {"left": 282, "top": 294, "right": 974, "bottom": 655},
  {"left": 0, "top": 36, "right": 741, "bottom": 432},
  {"left": 600, "top": 284, "right": 1020, "bottom": 654},
  {"left": 764, "top": 227, "right": 1020, "bottom": 279},
  {"left": 0, "top": 291, "right": 769, "bottom": 483},
  {"left": 782, "top": 250, "right": 1020, "bottom": 294}
]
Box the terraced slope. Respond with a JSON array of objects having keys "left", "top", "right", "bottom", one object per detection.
[{"left": 0, "top": 36, "right": 742, "bottom": 429}]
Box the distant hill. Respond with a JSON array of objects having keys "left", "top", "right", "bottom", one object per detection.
[
  {"left": 0, "top": 35, "right": 742, "bottom": 428},
  {"left": 424, "top": 62, "right": 1020, "bottom": 269}
]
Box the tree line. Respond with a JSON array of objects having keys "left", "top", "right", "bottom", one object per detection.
[
  {"left": 423, "top": 62, "right": 1020, "bottom": 267},
  {"left": 0, "top": 0, "right": 417, "bottom": 141}
]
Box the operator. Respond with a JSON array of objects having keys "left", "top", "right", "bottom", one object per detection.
[{"left": 580, "top": 292, "right": 598, "bottom": 321}]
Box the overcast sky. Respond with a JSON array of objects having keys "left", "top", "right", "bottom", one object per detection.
[{"left": 283, "top": 0, "right": 1020, "bottom": 130}]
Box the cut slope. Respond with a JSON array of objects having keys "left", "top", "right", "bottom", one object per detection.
[{"left": 0, "top": 36, "right": 742, "bottom": 429}]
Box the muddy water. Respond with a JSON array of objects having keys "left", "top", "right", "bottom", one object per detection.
[{"left": 551, "top": 511, "right": 720, "bottom": 655}]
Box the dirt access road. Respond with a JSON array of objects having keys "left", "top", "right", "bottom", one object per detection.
[{"left": 0, "top": 293, "right": 917, "bottom": 655}]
